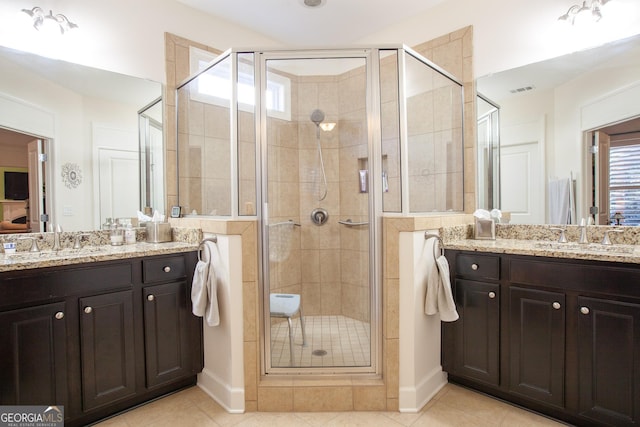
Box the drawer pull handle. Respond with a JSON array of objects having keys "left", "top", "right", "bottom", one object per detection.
[
  {"left": 552, "top": 302, "right": 561, "bottom": 310},
  {"left": 580, "top": 306, "right": 590, "bottom": 315},
  {"left": 163, "top": 266, "right": 171, "bottom": 273},
  {"left": 147, "top": 294, "right": 155, "bottom": 302},
  {"left": 55, "top": 311, "right": 64, "bottom": 320},
  {"left": 471, "top": 263, "right": 479, "bottom": 271},
  {"left": 84, "top": 306, "right": 93, "bottom": 314},
  {"left": 488, "top": 292, "right": 496, "bottom": 299}
]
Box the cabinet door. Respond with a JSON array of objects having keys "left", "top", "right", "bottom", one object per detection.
[
  {"left": 577, "top": 297, "right": 640, "bottom": 426},
  {"left": 143, "top": 282, "right": 191, "bottom": 388},
  {"left": 509, "top": 287, "right": 565, "bottom": 407},
  {"left": 79, "top": 290, "right": 136, "bottom": 411},
  {"left": 0, "top": 302, "right": 67, "bottom": 406},
  {"left": 452, "top": 279, "right": 500, "bottom": 385}
]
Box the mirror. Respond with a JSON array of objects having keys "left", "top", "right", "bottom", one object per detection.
[
  {"left": 0, "top": 45, "right": 162, "bottom": 232},
  {"left": 477, "top": 33, "right": 640, "bottom": 225}
]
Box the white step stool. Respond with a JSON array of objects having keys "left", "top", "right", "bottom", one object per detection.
[{"left": 270, "top": 293, "right": 307, "bottom": 366}]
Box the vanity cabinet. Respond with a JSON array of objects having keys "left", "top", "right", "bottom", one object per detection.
[
  {"left": 0, "top": 302, "right": 68, "bottom": 406},
  {"left": 0, "top": 251, "right": 202, "bottom": 427},
  {"left": 443, "top": 250, "right": 640, "bottom": 427},
  {"left": 443, "top": 253, "right": 500, "bottom": 386}
]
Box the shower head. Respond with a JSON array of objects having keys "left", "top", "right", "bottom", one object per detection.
[{"left": 310, "top": 109, "right": 325, "bottom": 126}]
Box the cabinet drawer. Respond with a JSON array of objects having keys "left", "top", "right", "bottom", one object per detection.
[
  {"left": 143, "top": 255, "right": 186, "bottom": 284},
  {"left": 456, "top": 253, "right": 500, "bottom": 281}
]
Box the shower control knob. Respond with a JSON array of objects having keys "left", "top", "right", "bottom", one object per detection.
[{"left": 310, "top": 208, "right": 329, "bottom": 226}]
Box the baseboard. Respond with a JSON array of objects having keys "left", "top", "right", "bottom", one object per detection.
[
  {"left": 197, "top": 368, "right": 245, "bottom": 413},
  {"left": 398, "top": 367, "right": 447, "bottom": 413}
]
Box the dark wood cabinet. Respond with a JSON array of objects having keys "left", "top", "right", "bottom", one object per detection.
[
  {"left": 0, "top": 302, "right": 68, "bottom": 406},
  {"left": 508, "top": 286, "right": 565, "bottom": 408},
  {"left": 0, "top": 251, "right": 202, "bottom": 427},
  {"left": 577, "top": 297, "right": 640, "bottom": 426},
  {"left": 143, "top": 281, "right": 192, "bottom": 388},
  {"left": 79, "top": 290, "right": 136, "bottom": 411},
  {"left": 450, "top": 279, "right": 500, "bottom": 386},
  {"left": 444, "top": 250, "right": 640, "bottom": 426}
]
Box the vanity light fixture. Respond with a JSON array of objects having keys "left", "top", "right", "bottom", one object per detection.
[
  {"left": 558, "top": 0, "right": 611, "bottom": 25},
  {"left": 21, "top": 7, "right": 78, "bottom": 35}
]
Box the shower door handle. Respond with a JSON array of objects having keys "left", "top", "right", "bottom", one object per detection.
[{"left": 338, "top": 219, "right": 369, "bottom": 227}]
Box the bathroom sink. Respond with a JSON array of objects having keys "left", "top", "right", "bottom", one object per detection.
[{"left": 533, "top": 242, "right": 635, "bottom": 254}]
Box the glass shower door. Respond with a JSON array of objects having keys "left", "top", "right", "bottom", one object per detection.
[{"left": 262, "top": 55, "right": 373, "bottom": 371}]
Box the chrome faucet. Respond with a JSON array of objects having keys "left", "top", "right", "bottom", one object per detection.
[
  {"left": 52, "top": 224, "right": 63, "bottom": 251},
  {"left": 578, "top": 218, "right": 588, "bottom": 244}
]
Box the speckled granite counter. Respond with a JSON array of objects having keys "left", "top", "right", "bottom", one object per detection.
[
  {"left": 0, "top": 241, "right": 199, "bottom": 273},
  {"left": 0, "top": 227, "right": 202, "bottom": 273},
  {"left": 445, "top": 238, "right": 640, "bottom": 264}
]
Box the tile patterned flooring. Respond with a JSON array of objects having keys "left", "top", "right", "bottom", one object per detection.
[
  {"left": 94, "top": 383, "right": 567, "bottom": 427},
  {"left": 270, "top": 315, "right": 370, "bottom": 368}
]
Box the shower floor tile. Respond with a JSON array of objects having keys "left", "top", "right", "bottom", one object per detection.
[{"left": 270, "top": 315, "right": 370, "bottom": 368}]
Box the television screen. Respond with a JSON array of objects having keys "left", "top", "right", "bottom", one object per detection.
[{"left": 4, "top": 171, "right": 29, "bottom": 200}]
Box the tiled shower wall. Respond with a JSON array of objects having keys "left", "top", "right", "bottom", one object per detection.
[{"left": 269, "top": 68, "right": 369, "bottom": 323}]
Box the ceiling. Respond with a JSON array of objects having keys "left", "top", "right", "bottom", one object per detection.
[{"left": 175, "top": 0, "right": 449, "bottom": 46}]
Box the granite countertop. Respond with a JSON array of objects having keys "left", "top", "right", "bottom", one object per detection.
[
  {"left": 0, "top": 241, "right": 199, "bottom": 273},
  {"left": 445, "top": 238, "right": 640, "bottom": 264}
]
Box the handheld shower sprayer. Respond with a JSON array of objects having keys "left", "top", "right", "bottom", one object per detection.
[{"left": 310, "top": 109, "right": 328, "bottom": 201}]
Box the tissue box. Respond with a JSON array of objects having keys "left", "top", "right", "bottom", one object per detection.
[
  {"left": 474, "top": 218, "right": 495, "bottom": 240},
  {"left": 146, "top": 222, "right": 172, "bottom": 243}
]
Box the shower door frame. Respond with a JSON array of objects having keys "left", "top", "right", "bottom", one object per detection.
[{"left": 257, "top": 48, "right": 384, "bottom": 376}]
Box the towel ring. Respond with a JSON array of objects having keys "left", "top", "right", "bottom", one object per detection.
[
  {"left": 198, "top": 236, "right": 218, "bottom": 262},
  {"left": 424, "top": 233, "right": 445, "bottom": 261}
]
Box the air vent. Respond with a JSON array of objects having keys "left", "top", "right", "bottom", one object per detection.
[{"left": 509, "top": 85, "right": 536, "bottom": 94}]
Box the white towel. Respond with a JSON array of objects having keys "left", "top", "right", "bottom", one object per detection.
[
  {"left": 548, "top": 178, "right": 571, "bottom": 224},
  {"left": 424, "top": 250, "right": 459, "bottom": 322},
  {"left": 191, "top": 241, "right": 220, "bottom": 326}
]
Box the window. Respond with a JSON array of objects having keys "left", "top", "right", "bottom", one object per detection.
[
  {"left": 609, "top": 141, "right": 640, "bottom": 226},
  {"left": 189, "top": 47, "right": 290, "bottom": 120}
]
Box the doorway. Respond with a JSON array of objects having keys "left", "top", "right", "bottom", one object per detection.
[{"left": 0, "top": 127, "right": 48, "bottom": 233}]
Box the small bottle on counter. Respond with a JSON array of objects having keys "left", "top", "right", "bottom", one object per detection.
[
  {"left": 124, "top": 219, "right": 136, "bottom": 245},
  {"left": 110, "top": 221, "right": 124, "bottom": 246}
]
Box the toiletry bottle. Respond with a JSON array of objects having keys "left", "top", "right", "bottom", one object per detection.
[{"left": 124, "top": 219, "right": 136, "bottom": 244}]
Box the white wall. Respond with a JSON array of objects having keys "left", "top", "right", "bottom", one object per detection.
[
  {"left": 0, "top": 55, "right": 147, "bottom": 231},
  {"left": 197, "top": 234, "right": 245, "bottom": 413},
  {"left": 398, "top": 231, "right": 447, "bottom": 412}
]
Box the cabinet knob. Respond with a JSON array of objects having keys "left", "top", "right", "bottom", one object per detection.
[
  {"left": 488, "top": 291, "right": 496, "bottom": 299},
  {"left": 163, "top": 266, "right": 171, "bottom": 273},
  {"left": 552, "top": 302, "right": 561, "bottom": 310},
  {"left": 147, "top": 294, "right": 155, "bottom": 302},
  {"left": 84, "top": 306, "right": 93, "bottom": 314},
  {"left": 54, "top": 311, "right": 64, "bottom": 320},
  {"left": 471, "top": 263, "right": 479, "bottom": 271},
  {"left": 580, "top": 306, "right": 590, "bottom": 315}
]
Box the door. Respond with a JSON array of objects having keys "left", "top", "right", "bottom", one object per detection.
[
  {"left": 509, "top": 286, "right": 565, "bottom": 407},
  {"left": 98, "top": 148, "right": 139, "bottom": 226},
  {"left": 143, "top": 282, "right": 191, "bottom": 387},
  {"left": 577, "top": 297, "right": 640, "bottom": 426},
  {"left": 452, "top": 279, "right": 500, "bottom": 386},
  {"left": 27, "top": 139, "right": 46, "bottom": 231},
  {"left": 0, "top": 302, "right": 67, "bottom": 406},
  {"left": 262, "top": 54, "right": 373, "bottom": 371},
  {"left": 501, "top": 142, "right": 544, "bottom": 224},
  {"left": 79, "top": 291, "right": 136, "bottom": 411}
]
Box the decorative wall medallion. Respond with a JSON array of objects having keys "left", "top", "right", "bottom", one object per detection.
[{"left": 61, "top": 162, "right": 82, "bottom": 189}]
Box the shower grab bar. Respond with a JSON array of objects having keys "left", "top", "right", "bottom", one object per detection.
[
  {"left": 338, "top": 219, "right": 369, "bottom": 227},
  {"left": 424, "top": 232, "right": 445, "bottom": 260},
  {"left": 197, "top": 236, "right": 218, "bottom": 262},
  {"left": 269, "top": 220, "right": 301, "bottom": 227}
]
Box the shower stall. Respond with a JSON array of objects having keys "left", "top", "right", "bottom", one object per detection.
[{"left": 176, "top": 47, "right": 464, "bottom": 375}]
